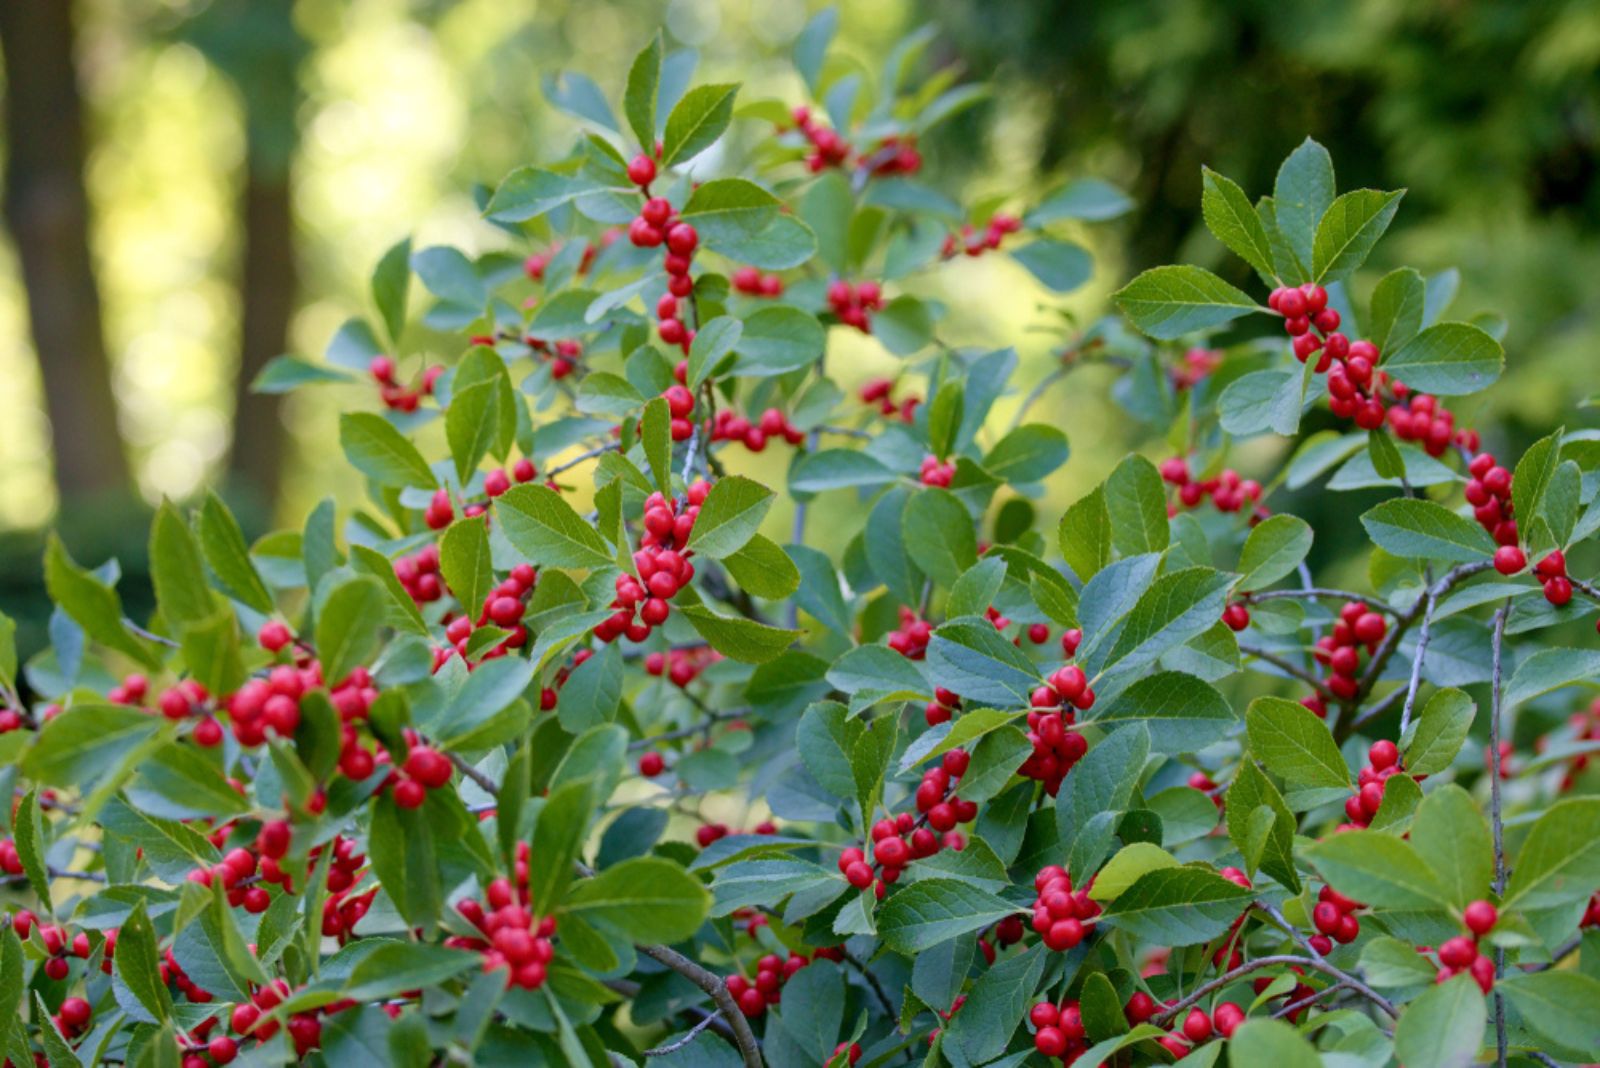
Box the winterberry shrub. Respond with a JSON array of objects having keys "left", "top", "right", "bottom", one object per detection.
[{"left": 3, "top": 11, "right": 1600, "bottom": 1068}]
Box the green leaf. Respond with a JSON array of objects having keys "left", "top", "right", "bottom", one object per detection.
[
  {"left": 687, "top": 315, "right": 742, "bottom": 388},
  {"left": 733, "top": 305, "right": 825, "bottom": 376},
  {"left": 1383, "top": 322, "right": 1504, "bottom": 396},
  {"left": 1104, "top": 454, "right": 1169, "bottom": 557},
  {"left": 339, "top": 412, "right": 436, "bottom": 489},
  {"left": 681, "top": 178, "right": 783, "bottom": 259},
  {"left": 1218, "top": 366, "right": 1308, "bottom": 437},
  {"left": 926, "top": 381, "right": 963, "bottom": 461},
  {"left": 1360, "top": 936, "right": 1439, "bottom": 988},
  {"left": 372, "top": 236, "right": 411, "bottom": 347},
  {"left": 1237, "top": 514, "right": 1313, "bottom": 590},
  {"left": 1304, "top": 830, "right": 1450, "bottom": 909},
  {"left": 1503, "top": 647, "right": 1600, "bottom": 710},
  {"left": 925, "top": 617, "right": 1039, "bottom": 707},
  {"left": 639, "top": 394, "right": 672, "bottom": 496},
  {"left": 790, "top": 449, "right": 897, "bottom": 493},
  {"left": 1369, "top": 427, "right": 1406, "bottom": 480},
  {"left": 1246, "top": 695, "right": 1350, "bottom": 789},
  {"left": 1512, "top": 427, "right": 1564, "bottom": 543},
  {"left": 131, "top": 742, "right": 250, "bottom": 821},
  {"left": 876, "top": 879, "right": 1017, "bottom": 954},
  {"left": 1272, "top": 138, "right": 1335, "bottom": 280},
  {"left": 1099, "top": 866, "right": 1252, "bottom": 945},
  {"left": 723, "top": 535, "right": 800, "bottom": 600},
  {"left": 118, "top": 903, "right": 174, "bottom": 1022},
  {"left": 1410, "top": 783, "right": 1492, "bottom": 908},
  {"left": 575, "top": 372, "right": 644, "bottom": 418},
  {"left": 1096, "top": 567, "right": 1234, "bottom": 678},
  {"left": 1059, "top": 485, "right": 1112, "bottom": 582},
  {"left": 348, "top": 544, "right": 429, "bottom": 637},
  {"left": 434, "top": 655, "right": 536, "bottom": 747},
  {"left": 623, "top": 33, "right": 662, "bottom": 147},
  {"left": 1504, "top": 797, "right": 1600, "bottom": 912},
  {"left": 564, "top": 857, "right": 710, "bottom": 942},
  {"left": 485, "top": 166, "right": 619, "bottom": 223},
  {"left": 439, "top": 517, "right": 493, "bottom": 625},
  {"left": 1056, "top": 724, "right": 1150, "bottom": 876},
  {"left": 1498, "top": 970, "right": 1600, "bottom": 1059},
  {"left": 525, "top": 780, "right": 594, "bottom": 916},
  {"left": 679, "top": 603, "right": 799, "bottom": 664},
  {"left": 496, "top": 484, "right": 614, "bottom": 568},
  {"left": 941, "top": 945, "right": 1047, "bottom": 1063},
  {"left": 557, "top": 644, "right": 621, "bottom": 733},
  {"left": 1009, "top": 238, "right": 1093, "bottom": 293},
  {"left": 1027, "top": 176, "right": 1132, "bottom": 224},
  {"left": 1392, "top": 975, "right": 1486, "bottom": 1068},
  {"left": 1089, "top": 843, "right": 1179, "bottom": 901},
  {"left": 43, "top": 534, "right": 160, "bottom": 669},
  {"left": 1360, "top": 498, "right": 1495, "bottom": 562},
  {"left": 872, "top": 295, "right": 934, "bottom": 356},
  {"left": 197, "top": 491, "right": 273, "bottom": 613},
  {"left": 1093, "top": 671, "right": 1237, "bottom": 755},
  {"left": 1225, "top": 759, "right": 1299, "bottom": 891},
  {"left": 903, "top": 487, "right": 977, "bottom": 587},
  {"left": 1369, "top": 267, "right": 1426, "bottom": 354},
  {"left": 316, "top": 576, "right": 385, "bottom": 685},
  {"left": 983, "top": 424, "right": 1069, "bottom": 483},
  {"left": 1311, "top": 188, "right": 1404, "bottom": 282},
  {"left": 660, "top": 82, "right": 739, "bottom": 167},
  {"left": 1114, "top": 265, "right": 1263, "bottom": 340},
  {"left": 32, "top": 992, "right": 83, "bottom": 1067},
  {"left": 688, "top": 476, "right": 774, "bottom": 559},
  {"left": 446, "top": 379, "right": 510, "bottom": 484},
  {"left": 1401, "top": 687, "right": 1475, "bottom": 775},
  {"left": 12, "top": 790, "right": 50, "bottom": 914},
  {"left": 370, "top": 794, "right": 441, "bottom": 931},
  {"left": 1201, "top": 166, "right": 1275, "bottom": 279},
  {"left": 149, "top": 502, "right": 214, "bottom": 628},
  {"left": 23, "top": 703, "right": 165, "bottom": 788},
  {"left": 865, "top": 485, "right": 922, "bottom": 606},
  {"left": 1227, "top": 1020, "right": 1323, "bottom": 1068},
  {"left": 412, "top": 245, "right": 486, "bottom": 308}
]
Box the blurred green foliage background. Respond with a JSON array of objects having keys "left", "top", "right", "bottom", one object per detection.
[{"left": 1, "top": 0, "right": 1597, "bottom": 657}]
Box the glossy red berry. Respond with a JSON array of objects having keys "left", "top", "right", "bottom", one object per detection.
[{"left": 626, "top": 154, "right": 657, "bottom": 186}]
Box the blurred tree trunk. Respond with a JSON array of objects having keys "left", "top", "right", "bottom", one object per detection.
[
  {"left": 0, "top": 0, "right": 131, "bottom": 503},
  {"left": 184, "top": 0, "right": 307, "bottom": 528},
  {"left": 228, "top": 163, "right": 296, "bottom": 522}
]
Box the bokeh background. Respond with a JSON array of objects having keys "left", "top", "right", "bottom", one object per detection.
[{"left": 3, "top": 0, "right": 1599, "bottom": 660}]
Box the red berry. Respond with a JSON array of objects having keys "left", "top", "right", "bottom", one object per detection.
[
  {"left": 639, "top": 752, "right": 664, "bottom": 777},
  {"left": 1493, "top": 545, "right": 1526, "bottom": 575},
  {"left": 626, "top": 154, "right": 657, "bottom": 186},
  {"left": 1182, "top": 1008, "right": 1212, "bottom": 1042},
  {"left": 1463, "top": 900, "right": 1497, "bottom": 936}
]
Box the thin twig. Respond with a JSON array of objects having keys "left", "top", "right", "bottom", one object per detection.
[
  {"left": 1398, "top": 585, "right": 1437, "bottom": 736},
  {"left": 1241, "top": 588, "right": 1399, "bottom": 616},
  {"left": 447, "top": 751, "right": 500, "bottom": 796},
  {"left": 1152, "top": 953, "right": 1397, "bottom": 1026},
  {"left": 122, "top": 618, "right": 180, "bottom": 649},
  {"left": 544, "top": 441, "right": 620, "bottom": 479},
  {"left": 637, "top": 944, "right": 764, "bottom": 1068},
  {"left": 627, "top": 709, "right": 746, "bottom": 751},
  {"left": 1271, "top": 981, "right": 1350, "bottom": 1020},
  {"left": 1347, "top": 685, "right": 1407, "bottom": 733},
  {"left": 1488, "top": 600, "right": 1510, "bottom": 1068},
  {"left": 1238, "top": 643, "right": 1337, "bottom": 700},
  {"left": 841, "top": 946, "right": 896, "bottom": 1018},
  {"left": 1009, "top": 367, "right": 1068, "bottom": 430},
  {"left": 642, "top": 1009, "right": 723, "bottom": 1056},
  {"left": 817, "top": 424, "right": 872, "bottom": 440}
]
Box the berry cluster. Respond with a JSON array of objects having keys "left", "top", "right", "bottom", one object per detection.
[
  {"left": 1339, "top": 740, "right": 1414, "bottom": 829},
  {"left": 731, "top": 266, "right": 785, "bottom": 297},
  {"left": 449, "top": 871, "right": 558, "bottom": 991},
  {"left": 439, "top": 562, "right": 540, "bottom": 666},
  {"left": 597, "top": 484, "right": 706, "bottom": 643},
  {"left": 9, "top": 912, "right": 89, "bottom": 980},
  {"left": 1385, "top": 393, "right": 1473, "bottom": 458},
  {"left": 826, "top": 279, "right": 883, "bottom": 332},
  {"left": 230, "top": 979, "right": 339, "bottom": 1056},
  {"left": 622, "top": 154, "right": 702, "bottom": 355},
  {"left": 858, "top": 377, "right": 919, "bottom": 422},
  {"left": 1434, "top": 899, "right": 1499, "bottom": 993},
  {"left": 1170, "top": 346, "right": 1222, "bottom": 391},
  {"left": 711, "top": 406, "right": 806, "bottom": 453},
  {"left": 1532, "top": 550, "right": 1574, "bottom": 606},
  {"left": 107, "top": 671, "right": 149, "bottom": 706},
  {"left": 1556, "top": 695, "right": 1600, "bottom": 789},
  {"left": 939, "top": 214, "right": 1021, "bottom": 259},
  {"left": 887, "top": 607, "right": 932, "bottom": 659},
  {"left": 725, "top": 949, "right": 825, "bottom": 1017},
  {"left": 522, "top": 336, "right": 586, "bottom": 380},
  {"left": 1028, "top": 998, "right": 1086, "bottom": 1061},
  {"left": 161, "top": 944, "right": 215, "bottom": 1004},
  {"left": 661, "top": 382, "right": 698, "bottom": 442},
  {"left": 1022, "top": 665, "right": 1095, "bottom": 795},
  {"left": 185, "top": 845, "right": 271, "bottom": 915},
  {"left": 1304, "top": 600, "right": 1389, "bottom": 713},
  {"left": 388, "top": 735, "right": 455, "bottom": 809},
  {"left": 1159, "top": 458, "right": 1265, "bottom": 517},
  {"left": 1029, "top": 865, "right": 1100, "bottom": 951},
  {"left": 918, "top": 454, "right": 957, "bottom": 487},
  {"left": 643, "top": 645, "right": 719, "bottom": 688},
  {"left": 369, "top": 356, "right": 442, "bottom": 413},
  {"left": 179, "top": 1027, "right": 239, "bottom": 1068},
  {"left": 1309, "top": 884, "right": 1365, "bottom": 954},
  {"left": 923, "top": 686, "right": 963, "bottom": 726},
  {"left": 52, "top": 996, "right": 95, "bottom": 1042},
  {"left": 786, "top": 106, "right": 850, "bottom": 172},
  {"left": 694, "top": 820, "right": 778, "bottom": 848}
]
